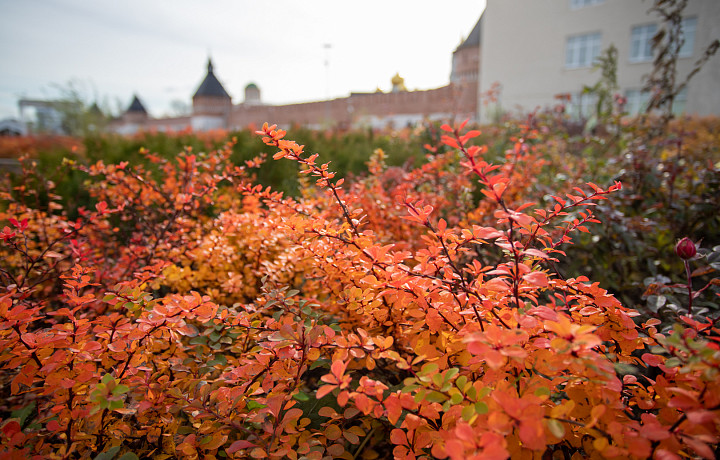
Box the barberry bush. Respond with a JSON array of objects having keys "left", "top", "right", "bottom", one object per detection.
[{"left": 1, "top": 118, "right": 719, "bottom": 460}]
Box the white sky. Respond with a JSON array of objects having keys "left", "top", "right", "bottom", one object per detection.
[{"left": 0, "top": 0, "right": 486, "bottom": 119}]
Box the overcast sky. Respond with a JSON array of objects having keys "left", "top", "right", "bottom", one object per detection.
[{"left": 0, "top": 0, "right": 486, "bottom": 119}]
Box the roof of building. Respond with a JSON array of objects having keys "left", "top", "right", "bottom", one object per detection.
[
  {"left": 456, "top": 16, "right": 482, "bottom": 50},
  {"left": 245, "top": 82, "right": 259, "bottom": 90},
  {"left": 127, "top": 95, "right": 147, "bottom": 113},
  {"left": 194, "top": 59, "right": 231, "bottom": 99}
]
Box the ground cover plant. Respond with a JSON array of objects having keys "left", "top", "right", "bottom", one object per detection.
[{"left": 1, "top": 114, "right": 719, "bottom": 459}]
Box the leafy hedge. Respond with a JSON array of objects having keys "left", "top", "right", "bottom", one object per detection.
[{"left": 0, "top": 116, "right": 719, "bottom": 459}]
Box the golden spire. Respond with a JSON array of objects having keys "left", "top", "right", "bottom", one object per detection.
[{"left": 391, "top": 73, "right": 407, "bottom": 92}]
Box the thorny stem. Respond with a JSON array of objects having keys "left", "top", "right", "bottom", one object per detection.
[
  {"left": 684, "top": 259, "right": 693, "bottom": 315},
  {"left": 267, "top": 326, "right": 308, "bottom": 453},
  {"left": 451, "top": 128, "right": 524, "bottom": 312}
]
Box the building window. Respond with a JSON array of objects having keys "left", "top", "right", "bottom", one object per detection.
[
  {"left": 679, "top": 17, "right": 697, "bottom": 57},
  {"left": 568, "top": 92, "right": 597, "bottom": 119},
  {"left": 672, "top": 87, "right": 689, "bottom": 115},
  {"left": 565, "top": 33, "right": 602, "bottom": 68},
  {"left": 626, "top": 89, "right": 651, "bottom": 115},
  {"left": 570, "top": 0, "right": 605, "bottom": 9},
  {"left": 630, "top": 24, "right": 657, "bottom": 62},
  {"left": 625, "top": 87, "right": 687, "bottom": 115}
]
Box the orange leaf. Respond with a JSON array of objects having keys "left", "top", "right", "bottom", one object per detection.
[
  {"left": 390, "top": 429, "right": 407, "bottom": 446},
  {"left": 316, "top": 385, "right": 336, "bottom": 399}
]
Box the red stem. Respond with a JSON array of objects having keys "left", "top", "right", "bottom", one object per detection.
[{"left": 684, "top": 259, "right": 693, "bottom": 315}]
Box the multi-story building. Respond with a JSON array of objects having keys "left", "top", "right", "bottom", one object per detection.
[{"left": 478, "top": 0, "right": 720, "bottom": 120}]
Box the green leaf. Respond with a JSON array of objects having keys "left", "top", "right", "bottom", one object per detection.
[
  {"left": 461, "top": 405, "right": 475, "bottom": 422},
  {"left": 293, "top": 392, "right": 310, "bottom": 402},
  {"left": 94, "top": 446, "right": 121, "bottom": 460},
  {"left": 109, "top": 400, "right": 124, "bottom": 410},
  {"left": 419, "top": 363, "right": 438, "bottom": 376},
  {"left": 246, "top": 400, "right": 266, "bottom": 410},
  {"left": 190, "top": 336, "right": 208, "bottom": 345},
  {"left": 101, "top": 374, "right": 113, "bottom": 384},
  {"left": 401, "top": 384, "right": 420, "bottom": 393},
  {"left": 449, "top": 391, "right": 464, "bottom": 405},
  {"left": 444, "top": 368, "right": 459, "bottom": 381},
  {"left": 534, "top": 387, "right": 550, "bottom": 397},
  {"left": 118, "top": 454, "right": 140, "bottom": 460},
  {"left": 112, "top": 385, "right": 129, "bottom": 395},
  {"left": 475, "top": 401, "right": 488, "bottom": 414},
  {"left": 310, "top": 358, "right": 330, "bottom": 370},
  {"left": 425, "top": 391, "right": 448, "bottom": 403},
  {"left": 547, "top": 419, "right": 565, "bottom": 438},
  {"left": 10, "top": 401, "right": 35, "bottom": 427},
  {"left": 466, "top": 386, "right": 477, "bottom": 400}
]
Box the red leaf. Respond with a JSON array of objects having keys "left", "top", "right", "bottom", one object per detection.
[
  {"left": 684, "top": 437, "right": 715, "bottom": 460},
  {"left": 227, "top": 440, "right": 257, "bottom": 453},
  {"left": 523, "top": 271, "right": 549, "bottom": 288},
  {"left": 95, "top": 201, "right": 108, "bottom": 214},
  {"left": 686, "top": 410, "right": 716, "bottom": 424},
  {"left": 641, "top": 353, "right": 664, "bottom": 367},
  {"left": 2, "top": 420, "right": 21, "bottom": 438}
]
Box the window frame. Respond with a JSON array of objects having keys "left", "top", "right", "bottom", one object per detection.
[
  {"left": 570, "top": 0, "right": 605, "bottom": 10},
  {"left": 565, "top": 32, "right": 602, "bottom": 69},
  {"left": 630, "top": 23, "right": 658, "bottom": 63},
  {"left": 678, "top": 16, "right": 697, "bottom": 58},
  {"left": 625, "top": 89, "right": 651, "bottom": 115}
]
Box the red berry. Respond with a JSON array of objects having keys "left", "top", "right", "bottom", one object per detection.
[{"left": 675, "top": 237, "right": 697, "bottom": 260}]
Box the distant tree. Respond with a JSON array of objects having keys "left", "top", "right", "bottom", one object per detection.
[
  {"left": 47, "top": 79, "right": 112, "bottom": 136},
  {"left": 169, "top": 99, "right": 191, "bottom": 117},
  {"left": 583, "top": 44, "right": 619, "bottom": 126},
  {"left": 644, "top": 0, "right": 720, "bottom": 126}
]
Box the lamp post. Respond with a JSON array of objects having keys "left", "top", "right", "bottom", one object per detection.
[
  {"left": 323, "top": 43, "right": 332, "bottom": 127},
  {"left": 323, "top": 43, "right": 332, "bottom": 100}
]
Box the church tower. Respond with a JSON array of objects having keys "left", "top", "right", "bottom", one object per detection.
[
  {"left": 115, "top": 94, "right": 149, "bottom": 134},
  {"left": 451, "top": 17, "right": 481, "bottom": 85},
  {"left": 191, "top": 58, "right": 232, "bottom": 131}
]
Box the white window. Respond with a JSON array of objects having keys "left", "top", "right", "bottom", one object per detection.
[
  {"left": 626, "top": 89, "right": 651, "bottom": 115},
  {"left": 672, "top": 87, "right": 689, "bottom": 115},
  {"left": 568, "top": 92, "right": 597, "bottom": 119},
  {"left": 571, "top": 0, "right": 605, "bottom": 9},
  {"left": 566, "top": 33, "right": 602, "bottom": 68},
  {"left": 630, "top": 24, "right": 657, "bottom": 62},
  {"left": 679, "top": 17, "right": 697, "bottom": 57}
]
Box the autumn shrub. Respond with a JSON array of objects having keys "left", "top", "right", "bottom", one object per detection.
[
  {"left": 1, "top": 119, "right": 719, "bottom": 460},
  {"left": 1, "top": 126, "right": 425, "bottom": 221},
  {"left": 554, "top": 117, "right": 720, "bottom": 323}
]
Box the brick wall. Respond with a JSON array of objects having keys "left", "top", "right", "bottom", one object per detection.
[{"left": 229, "top": 82, "right": 478, "bottom": 130}]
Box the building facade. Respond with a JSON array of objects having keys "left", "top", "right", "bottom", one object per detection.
[{"left": 478, "top": 0, "right": 720, "bottom": 121}]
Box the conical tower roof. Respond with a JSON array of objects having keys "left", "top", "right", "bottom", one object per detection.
[
  {"left": 457, "top": 16, "right": 482, "bottom": 50},
  {"left": 127, "top": 95, "right": 147, "bottom": 113},
  {"left": 193, "top": 58, "right": 230, "bottom": 99}
]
